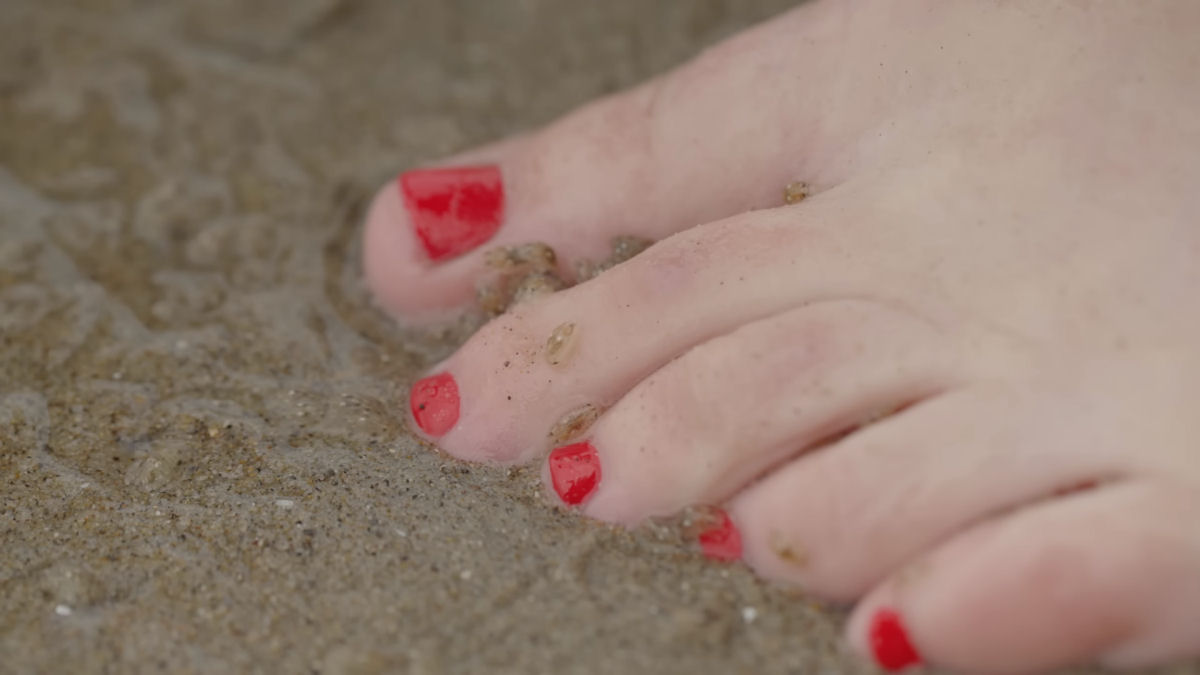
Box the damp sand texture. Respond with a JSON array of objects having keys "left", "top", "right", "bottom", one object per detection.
[{"left": 0, "top": 1, "right": 1186, "bottom": 674}]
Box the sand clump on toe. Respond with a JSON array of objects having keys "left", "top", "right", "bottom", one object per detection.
[
  {"left": 547, "top": 402, "right": 602, "bottom": 444},
  {"left": 475, "top": 236, "right": 655, "bottom": 317},
  {"left": 783, "top": 181, "right": 809, "bottom": 205}
]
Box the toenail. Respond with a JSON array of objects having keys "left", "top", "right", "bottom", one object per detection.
[
  {"left": 868, "top": 608, "right": 922, "bottom": 672},
  {"left": 696, "top": 508, "right": 743, "bottom": 562},
  {"left": 547, "top": 403, "right": 601, "bottom": 444},
  {"left": 544, "top": 322, "right": 578, "bottom": 368},
  {"left": 409, "top": 372, "right": 460, "bottom": 437},
  {"left": 548, "top": 441, "right": 601, "bottom": 505},
  {"left": 399, "top": 165, "right": 504, "bottom": 262}
]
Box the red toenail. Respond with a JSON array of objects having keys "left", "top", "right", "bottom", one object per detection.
[
  {"left": 869, "top": 608, "right": 922, "bottom": 672},
  {"left": 399, "top": 165, "right": 504, "bottom": 262},
  {"left": 409, "top": 372, "right": 460, "bottom": 437},
  {"left": 548, "top": 441, "right": 601, "bottom": 505},
  {"left": 697, "top": 509, "right": 742, "bottom": 562}
]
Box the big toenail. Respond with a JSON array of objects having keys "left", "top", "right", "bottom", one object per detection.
[
  {"left": 545, "top": 322, "right": 578, "bottom": 368},
  {"left": 548, "top": 441, "right": 601, "bottom": 505},
  {"left": 696, "top": 508, "right": 743, "bottom": 562},
  {"left": 409, "top": 372, "right": 460, "bottom": 437},
  {"left": 868, "top": 608, "right": 922, "bottom": 672},
  {"left": 399, "top": 165, "right": 504, "bottom": 262},
  {"left": 548, "top": 403, "right": 601, "bottom": 444}
]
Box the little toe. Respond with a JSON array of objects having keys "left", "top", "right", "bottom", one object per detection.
[
  {"left": 846, "top": 481, "right": 1200, "bottom": 673},
  {"left": 362, "top": 2, "right": 849, "bottom": 319},
  {"left": 547, "top": 300, "right": 960, "bottom": 524}
]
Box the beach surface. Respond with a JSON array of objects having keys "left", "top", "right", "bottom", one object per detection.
[{"left": 0, "top": 1, "right": 1193, "bottom": 673}]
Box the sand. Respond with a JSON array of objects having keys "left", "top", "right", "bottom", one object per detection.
[{"left": 0, "top": 1, "right": 1194, "bottom": 673}]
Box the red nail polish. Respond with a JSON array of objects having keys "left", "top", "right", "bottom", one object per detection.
[
  {"left": 409, "top": 372, "right": 460, "bottom": 437},
  {"left": 399, "top": 165, "right": 504, "bottom": 262},
  {"left": 697, "top": 509, "right": 743, "bottom": 562},
  {"left": 869, "top": 608, "right": 922, "bottom": 672},
  {"left": 548, "top": 441, "right": 601, "bottom": 505}
]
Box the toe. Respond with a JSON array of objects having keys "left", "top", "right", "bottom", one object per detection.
[
  {"left": 846, "top": 481, "right": 1200, "bottom": 673},
  {"left": 404, "top": 195, "right": 884, "bottom": 463},
  {"left": 726, "top": 361, "right": 1200, "bottom": 604},
  {"left": 553, "top": 300, "right": 960, "bottom": 525},
  {"left": 363, "top": 2, "right": 849, "bottom": 319},
  {"left": 727, "top": 384, "right": 1140, "bottom": 600}
]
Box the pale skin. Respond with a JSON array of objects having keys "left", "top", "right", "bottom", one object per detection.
[{"left": 362, "top": 2, "right": 1200, "bottom": 673}]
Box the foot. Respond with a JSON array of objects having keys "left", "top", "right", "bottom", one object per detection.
[{"left": 364, "top": 1, "right": 1200, "bottom": 672}]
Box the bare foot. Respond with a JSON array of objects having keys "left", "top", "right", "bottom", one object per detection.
[{"left": 363, "top": 2, "right": 1200, "bottom": 672}]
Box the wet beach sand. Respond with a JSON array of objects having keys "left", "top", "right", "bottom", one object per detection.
[{"left": 1, "top": 1, "right": 1194, "bottom": 673}]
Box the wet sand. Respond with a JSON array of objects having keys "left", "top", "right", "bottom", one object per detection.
[{"left": 0, "top": 1, "right": 1193, "bottom": 673}]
